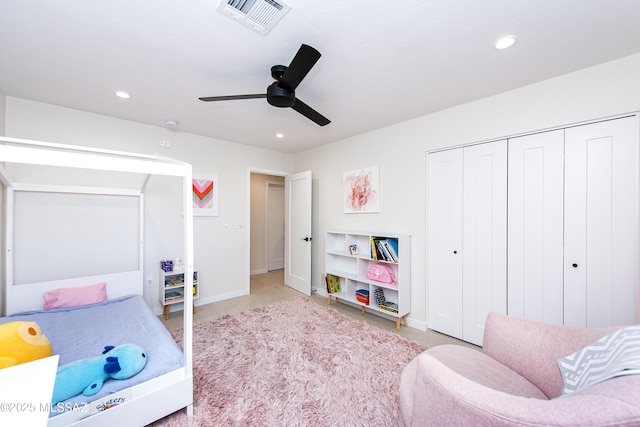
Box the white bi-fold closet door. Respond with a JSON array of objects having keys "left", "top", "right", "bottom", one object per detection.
[
  {"left": 428, "top": 115, "right": 638, "bottom": 345},
  {"left": 509, "top": 116, "right": 638, "bottom": 328},
  {"left": 427, "top": 140, "right": 507, "bottom": 346},
  {"left": 507, "top": 130, "right": 565, "bottom": 325}
]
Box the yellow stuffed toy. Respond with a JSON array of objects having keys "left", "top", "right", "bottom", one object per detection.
[{"left": 0, "top": 321, "right": 52, "bottom": 369}]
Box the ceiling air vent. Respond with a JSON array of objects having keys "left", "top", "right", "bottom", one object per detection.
[{"left": 217, "top": 0, "right": 291, "bottom": 36}]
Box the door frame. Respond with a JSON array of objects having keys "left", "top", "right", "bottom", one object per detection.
[{"left": 246, "top": 167, "right": 289, "bottom": 289}]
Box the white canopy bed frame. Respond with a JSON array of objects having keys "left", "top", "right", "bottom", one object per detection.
[{"left": 0, "top": 135, "right": 194, "bottom": 426}]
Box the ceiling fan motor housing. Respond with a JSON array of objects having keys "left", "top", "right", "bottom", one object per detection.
[
  {"left": 271, "top": 64, "right": 287, "bottom": 80},
  {"left": 267, "top": 82, "right": 295, "bottom": 107}
]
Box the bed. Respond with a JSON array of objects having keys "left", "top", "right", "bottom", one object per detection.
[
  {"left": 0, "top": 295, "right": 184, "bottom": 422},
  {"left": 0, "top": 136, "right": 195, "bottom": 426}
]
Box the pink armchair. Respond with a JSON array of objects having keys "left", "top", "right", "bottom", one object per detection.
[{"left": 399, "top": 312, "right": 640, "bottom": 426}]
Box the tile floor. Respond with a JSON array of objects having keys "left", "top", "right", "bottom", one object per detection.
[{"left": 159, "top": 269, "right": 479, "bottom": 350}]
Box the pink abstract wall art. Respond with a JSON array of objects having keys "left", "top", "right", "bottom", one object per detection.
[{"left": 343, "top": 166, "right": 379, "bottom": 213}]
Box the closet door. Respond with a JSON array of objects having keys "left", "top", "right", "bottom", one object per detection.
[
  {"left": 427, "top": 148, "right": 463, "bottom": 338},
  {"left": 461, "top": 140, "right": 507, "bottom": 345},
  {"left": 564, "top": 116, "right": 638, "bottom": 327},
  {"left": 507, "top": 130, "right": 564, "bottom": 324}
]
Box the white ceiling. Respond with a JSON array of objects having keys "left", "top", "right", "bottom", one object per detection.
[{"left": 2, "top": 1, "right": 640, "bottom": 154}]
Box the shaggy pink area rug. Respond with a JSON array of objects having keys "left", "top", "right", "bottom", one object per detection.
[{"left": 149, "top": 297, "right": 426, "bottom": 427}]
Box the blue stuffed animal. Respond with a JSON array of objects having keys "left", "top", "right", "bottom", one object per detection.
[{"left": 51, "top": 344, "right": 147, "bottom": 404}]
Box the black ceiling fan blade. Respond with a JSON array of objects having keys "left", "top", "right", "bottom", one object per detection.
[
  {"left": 278, "top": 44, "right": 321, "bottom": 92},
  {"left": 291, "top": 98, "right": 330, "bottom": 126},
  {"left": 199, "top": 94, "right": 267, "bottom": 102}
]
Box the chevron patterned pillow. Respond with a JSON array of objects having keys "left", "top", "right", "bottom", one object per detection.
[{"left": 557, "top": 325, "right": 640, "bottom": 395}]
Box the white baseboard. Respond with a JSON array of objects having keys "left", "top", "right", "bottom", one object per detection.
[
  {"left": 196, "top": 288, "right": 249, "bottom": 306},
  {"left": 152, "top": 288, "right": 250, "bottom": 316},
  {"left": 406, "top": 317, "right": 427, "bottom": 332}
]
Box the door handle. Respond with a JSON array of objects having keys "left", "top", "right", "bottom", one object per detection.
[{"left": 302, "top": 237, "right": 312, "bottom": 241}]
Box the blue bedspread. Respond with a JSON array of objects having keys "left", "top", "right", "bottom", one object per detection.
[{"left": 0, "top": 295, "right": 184, "bottom": 415}]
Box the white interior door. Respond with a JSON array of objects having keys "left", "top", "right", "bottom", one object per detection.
[
  {"left": 508, "top": 130, "right": 564, "bottom": 324},
  {"left": 267, "top": 184, "right": 285, "bottom": 271},
  {"left": 462, "top": 140, "right": 507, "bottom": 345},
  {"left": 564, "top": 116, "right": 638, "bottom": 327},
  {"left": 427, "top": 149, "right": 464, "bottom": 338},
  {"left": 284, "top": 170, "right": 312, "bottom": 296}
]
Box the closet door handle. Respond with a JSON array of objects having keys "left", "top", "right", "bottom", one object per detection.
[
  {"left": 572, "top": 263, "right": 578, "bottom": 268},
  {"left": 453, "top": 250, "right": 458, "bottom": 254}
]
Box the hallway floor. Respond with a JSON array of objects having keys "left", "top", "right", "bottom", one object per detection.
[{"left": 159, "top": 269, "right": 477, "bottom": 349}]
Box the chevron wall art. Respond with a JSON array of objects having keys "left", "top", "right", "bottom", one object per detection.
[{"left": 192, "top": 172, "right": 219, "bottom": 216}]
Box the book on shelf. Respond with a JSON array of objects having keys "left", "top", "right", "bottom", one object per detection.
[
  {"left": 370, "top": 237, "right": 399, "bottom": 262},
  {"left": 379, "top": 301, "right": 399, "bottom": 314},
  {"left": 167, "top": 280, "right": 184, "bottom": 287},
  {"left": 377, "top": 240, "right": 393, "bottom": 261},
  {"left": 165, "top": 291, "right": 182, "bottom": 301},
  {"left": 374, "top": 288, "right": 386, "bottom": 306},
  {"left": 373, "top": 288, "right": 399, "bottom": 313},
  {"left": 370, "top": 237, "right": 379, "bottom": 260},
  {"left": 371, "top": 237, "right": 388, "bottom": 260},
  {"left": 383, "top": 240, "right": 398, "bottom": 262},
  {"left": 326, "top": 273, "right": 341, "bottom": 294}
]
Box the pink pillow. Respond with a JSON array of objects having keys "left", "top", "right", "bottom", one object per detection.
[{"left": 43, "top": 282, "right": 107, "bottom": 310}]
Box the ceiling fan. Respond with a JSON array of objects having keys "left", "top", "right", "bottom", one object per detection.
[{"left": 199, "top": 44, "right": 330, "bottom": 126}]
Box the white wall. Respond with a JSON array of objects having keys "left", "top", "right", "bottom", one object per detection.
[
  {"left": 4, "top": 97, "right": 293, "bottom": 314},
  {"left": 294, "top": 52, "right": 640, "bottom": 330}
]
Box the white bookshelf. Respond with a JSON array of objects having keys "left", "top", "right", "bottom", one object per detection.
[
  {"left": 160, "top": 268, "right": 199, "bottom": 320},
  {"left": 325, "top": 231, "right": 410, "bottom": 330}
]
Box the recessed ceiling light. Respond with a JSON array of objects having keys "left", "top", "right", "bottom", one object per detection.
[
  {"left": 275, "top": 133, "right": 284, "bottom": 139},
  {"left": 115, "top": 91, "right": 131, "bottom": 99},
  {"left": 165, "top": 119, "right": 179, "bottom": 128},
  {"left": 159, "top": 140, "right": 172, "bottom": 148},
  {"left": 495, "top": 35, "right": 517, "bottom": 50}
]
